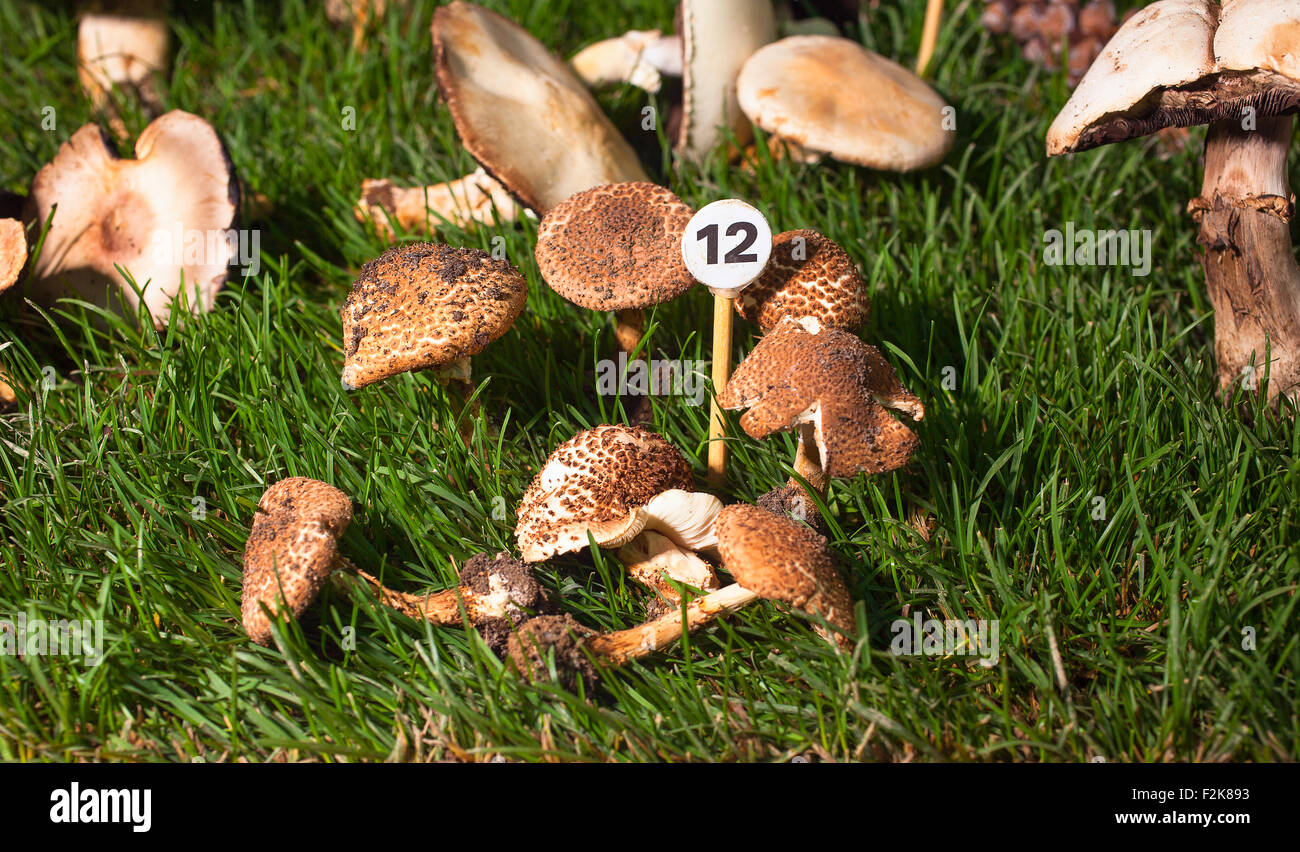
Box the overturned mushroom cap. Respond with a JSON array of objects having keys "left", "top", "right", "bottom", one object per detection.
[
  {"left": 516, "top": 424, "right": 716, "bottom": 562},
  {"left": 535, "top": 182, "right": 696, "bottom": 312},
  {"left": 719, "top": 316, "right": 924, "bottom": 478},
  {"left": 734, "top": 229, "right": 868, "bottom": 332},
  {"left": 340, "top": 242, "right": 527, "bottom": 389},
  {"left": 25, "top": 111, "right": 240, "bottom": 327},
  {"left": 737, "top": 35, "right": 954, "bottom": 171},
  {"left": 1047, "top": 0, "right": 1300, "bottom": 155},
  {"left": 433, "top": 1, "right": 648, "bottom": 215},
  {"left": 715, "top": 502, "right": 854, "bottom": 648},
  {"left": 1, "top": 219, "right": 25, "bottom": 293},
  {"left": 241, "top": 478, "right": 352, "bottom": 646}
]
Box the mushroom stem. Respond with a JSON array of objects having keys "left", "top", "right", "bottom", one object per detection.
[
  {"left": 570, "top": 31, "right": 683, "bottom": 93},
  {"left": 615, "top": 530, "right": 719, "bottom": 605},
  {"left": 355, "top": 167, "right": 526, "bottom": 239},
  {"left": 586, "top": 583, "right": 758, "bottom": 664},
  {"left": 614, "top": 308, "right": 644, "bottom": 354},
  {"left": 1193, "top": 115, "right": 1300, "bottom": 403},
  {"left": 793, "top": 421, "right": 828, "bottom": 494},
  {"left": 915, "top": 0, "right": 944, "bottom": 75},
  {"left": 342, "top": 564, "right": 486, "bottom": 624}
]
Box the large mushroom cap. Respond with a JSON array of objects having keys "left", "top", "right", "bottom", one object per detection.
[
  {"left": 715, "top": 502, "right": 854, "bottom": 647},
  {"left": 719, "top": 317, "right": 925, "bottom": 478},
  {"left": 241, "top": 478, "right": 352, "bottom": 646},
  {"left": 340, "top": 242, "right": 527, "bottom": 390},
  {"left": 432, "top": 1, "right": 648, "bottom": 215},
  {"left": 26, "top": 110, "right": 239, "bottom": 327},
  {"left": 1046, "top": 0, "right": 1300, "bottom": 155},
  {"left": 534, "top": 182, "right": 696, "bottom": 312},
  {"left": 515, "top": 424, "right": 697, "bottom": 562},
  {"left": 734, "top": 229, "right": 869, "bottom": 332},
  {"left": 737, "top": 35, "right": 954, "bottom": 171}
]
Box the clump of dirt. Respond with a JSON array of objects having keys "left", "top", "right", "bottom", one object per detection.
[
  {"left": 507, "top": 614, "right": 599, "bottom": 688},
  {"left": 459, "top": 552, "right": 554, "bottom": 657}
]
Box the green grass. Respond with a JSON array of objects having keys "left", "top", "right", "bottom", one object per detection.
[{"left": 0, "top": 0, "right": 1296, "bottom": 762}]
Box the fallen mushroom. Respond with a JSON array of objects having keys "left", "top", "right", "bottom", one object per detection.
[
  {"left": 718, "top": 316, "right": 925, "bottom": 496},
  {"left": 534, "top": 181, "right": 696, "bottom": 355},
  {"left": 734, "top": 229, "right": 869, "bottom": 333},
  {"left": 736, "top": 35, "right": 954, "bottom": 172},
  {"left": 1046, "top": 0, "right": 1300, "bottom": 403},
  {"left": 355, "top": 1, "right": 647, "bottom": 237},
  {"left": 78, "top": 0, "right": 170, "bottom": 137},
  {"left": 241, "top": 477, "right": 545, "bottom": 653},
  {"left": 571, "top": 0, "right": 776, "bottom": 163},
  {"left": 339, "top": 242, "right": 526, "bottom": 396},
  {"left": 355, "top": 168, "right": 527, "bottom": 240},
  {"left": 25, "top": 110, "right": 240, "bottom": 328},
  {"left": 508, "top": 503, "right": 855, "bottom": 683},
  {"left": 515, "top": 424, "right": 722, "bottom": 604}
]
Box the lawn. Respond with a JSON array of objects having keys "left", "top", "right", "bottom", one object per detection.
[{"left": 0, "top": 0, "right": 1296, "bottom": 762}]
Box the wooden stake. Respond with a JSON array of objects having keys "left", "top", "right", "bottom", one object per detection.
[
  {"left": 916, "top": 0, "right": 943, "bottom": 76},
  {"left": 708, "top": 293, "right": 733, "bottom": 485}
]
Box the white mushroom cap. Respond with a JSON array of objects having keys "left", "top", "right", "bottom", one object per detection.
[
  {"left": 432, "top": 1, "right": 648, "bottom": 215},
  {"left": 737, "top": 35, "right": 954, "bottom": 171},
  {"left": 1217, "top": 0, "right": 1300, "bottom": 80},
  {"left": 26, "top": 110, "right": 239, "bottom": 327},
  {"left": 77, "top": 2, "right": 170, "bottom": 121}
]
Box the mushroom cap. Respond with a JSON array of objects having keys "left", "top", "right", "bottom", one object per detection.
[
  {"left": 432, "top": 1, "right": 648, "bottom": 215},
  {"left": 734, "top": 229, "right": 869, "bottom": 332},
  {"left": 0, "top": 219, "right": 25, "bottom": 293},
  {"left": 718, "top": 317, "right": 924, "bottom": 478},
  {"left": 458, "top": 551, "right": 550, "bottom": 656},
  {"left": 515, "top": 424, "right": 695, "bottom": 562},
  {"left": 677, "top": 0, "right": 777, "bottom": 162},
  {"left": 25, "top": 111, "right": 240, "bottom": 327},
  {"left": 737, "top": 35, "right": 954, "bottom": 171},
  {"left": 340, "top": 242, "right": 527, "bottom": 390},
  {"left": 1046, "top": 0, "right": 1300, "bottom": 155},
  {"left": 714, "top": 502, "right": 854, "bottom": 646},
  {"left": 534, "top": 182, "right": 697, "bottom": 312},
  {"left": 241, "top": 477, "right": 352, "bottom": 646}
]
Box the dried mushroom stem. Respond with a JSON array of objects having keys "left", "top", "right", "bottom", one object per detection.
[
  {"left": 341, "top": 561, "right": 483, "bottom": 624},
  {"left": 1192, "top": 115, "right": 1300, "bottom": 402},
  {"left": 793, "top": 421, "right": 828, "bottom": 494},
  {"left": 355, "top": 168, "right": 525, "bottom": 239},
  {"left": 586, "top": 583, "right": 758, "bottom": 664}
]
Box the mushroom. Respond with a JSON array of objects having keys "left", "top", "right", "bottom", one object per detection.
[
  {"left": 355, "top": 1, "right": 647, "bottom": 237},
  {"left": 78, "top": 0, "right": 170, "bottom": 137},
  {"left": 25, "top": 110, "right": 240, "bottom": 329},
  {"left": 515, "top": 424, "right": 722, "bottom": 604},
  {"left": 241, "top": 477, "right": 546, "bottom": 653},
  {"left": 339, "top": 242, "right": 527, "bottom": 395},
  {"left": 534, "top": 181, "right": 696, "bottom": 355},
  {"left": 323, "top": 0, "right": 388, "bottom": 50},
  {"left": 570, "top": 0, "right": 777, "bottom": 163},
  {"left": 0, "top": 217, "right": 25, "bottom": 295},
  {"left": 508, "top": 503, "right": 855, "bottom": 684},
  {"left": 1046, "top": 0, "right": 1300, "bottom": 403},
  {"left": 734, "top": 229, "right": 869, "bottom": 333},
  {"left": 718, "top": 316, "right": 925, "bottom": 496},
  {"left": 736, "top": 35, "right": 954, "bottom": 171}
]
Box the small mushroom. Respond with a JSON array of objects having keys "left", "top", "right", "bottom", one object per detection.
[
  {"left": 534, "top": 181, "right": 695, "bottom": 355},
  {"left": 25, "top": 111, "right": 240, "bottom": 328},
  {"left": 736, "top": 35, "right": 954, "bottom": 171},
  {"left": 1047, "top": 0, "right": 1300, "bottom": 403},
  {"left": 0, "top": 218, "right": 25, "bottom": 295},
  {"left": 718, "top": 316, "right": 924, "bottom": 496},
  {"left": 515, "top": 424, "right": 722, "bottom": 603},
  {"left": 508, "top": 503, "right": 854, "bottom": 684},
  {"left": 323, "top": 0, "right": 388, "bottom": 50},
  {"left": 78, "top": 0, "right": 170, "bottom": 137},
  {"left": 734, "top": 229, "right": 869, "bottom": 333},
  {"left": 356, "top": 1, "right": 647, "bottom": 237},
  {"left": 241, "top": 478, "right": 545, "bottom": 652},
  {"left": 339, "top": 242, "right": 527, "bottom": 392}
]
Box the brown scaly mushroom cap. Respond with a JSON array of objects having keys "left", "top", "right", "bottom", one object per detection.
[
  {"left": 25, "top": 110, "right": 240, "bottom": 328},
  {"left": 718, "top": 316, "right": 925, "bottom": 479},
  {"left": 507, "top": 614, "right": 600, "bottom": 687},
  {"left": 715, "top": 502, "right": 855, "bottom": 648},
  {"left": 515, "top": 424, "right": 712, "bottom": 562},
  {"left": 241, "top": 477, "right": 352, "bottom": 646},
  {"left": 0, "top": 219, "right": 25, "bottom": 294},
  {"left": 734, "top": 229, "right": 869, "bottom": 332},
  {"left": 534, "top": 182, "right": 697, "bottom": 313},
  {"left": 340, "top": 242, "right": 527, "bottom": 390}
]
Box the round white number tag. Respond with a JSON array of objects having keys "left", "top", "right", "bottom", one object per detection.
[{"left": 681, "top": 199, "right": 773, "bottom": 297}]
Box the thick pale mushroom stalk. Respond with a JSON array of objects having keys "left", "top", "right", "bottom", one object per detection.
[
  {"left": 1191, "top": 115, "right": 1300, "bottom": 399},
  {"left": 355, "top": 168, "right": 526, "bottom": 239},
  {"left": 570, "top": 30, "right": 682, "bottom": 93}
]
